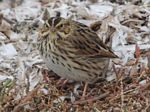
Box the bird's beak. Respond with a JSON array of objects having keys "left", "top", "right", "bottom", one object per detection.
[{"left": 50, "top": 27, "right": 56, "bottom": 33}]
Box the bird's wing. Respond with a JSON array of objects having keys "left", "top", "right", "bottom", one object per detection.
[{"left": 57, "top": 22, "right": 118, "bottom": 59}]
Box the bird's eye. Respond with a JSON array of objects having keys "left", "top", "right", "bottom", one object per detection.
[
  {"left": 57, "top": 24, "right": 64, "bottom": 29},
  {"left": 59, "top": 24, "right": 63, "bottom": 27}
]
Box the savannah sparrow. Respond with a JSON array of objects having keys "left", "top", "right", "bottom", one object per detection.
[{"left": 37, "top": 14, "right": 117, "bottom": 96}]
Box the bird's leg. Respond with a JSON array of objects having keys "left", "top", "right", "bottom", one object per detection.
[
  {"left": 42, "top": 69, "right": 49, "bottom": 83},
  {"left": 56, "top": 78, "right": 68, "bottom": 86},
  {"left": 56, "top": 78, "right": 64, "bottom": 85},
  {"left": 81, "top": 82, "right": 88, "bottom": 99},
  {"left": 62, "top": 79, "right": 68, "bottom": 85}
]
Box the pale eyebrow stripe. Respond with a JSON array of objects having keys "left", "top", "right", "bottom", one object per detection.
[{"left": 45, "top": 20, "right": 50, "bottom": 27}]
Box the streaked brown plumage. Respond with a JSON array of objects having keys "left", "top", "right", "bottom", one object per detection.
[{"left": 37, "top": 16, "right": 117, "bottom": 84}]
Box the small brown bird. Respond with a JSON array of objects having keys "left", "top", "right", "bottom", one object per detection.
[{"left": 37, "top": 14, "right": 118, "bottom": 97}]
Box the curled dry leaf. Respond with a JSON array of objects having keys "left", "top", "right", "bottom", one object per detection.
[
  {"left": 0, "top": 0, "right": 150, "bottom": 111},
  {"left": 0, "top": 13, "right": 12, "bottom": 32}
]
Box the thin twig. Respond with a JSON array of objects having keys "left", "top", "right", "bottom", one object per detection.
[{"left": 73, "top": 92, "right": 109, "bottom": 105}]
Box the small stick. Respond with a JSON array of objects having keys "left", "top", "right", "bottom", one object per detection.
[{"left": 73, "top": 92, "right": 109, "bottom": 105}]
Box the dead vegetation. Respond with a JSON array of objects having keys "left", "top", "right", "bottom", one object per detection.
[{"left": 0, "top": 0, "right": 150, "bottom": 111}]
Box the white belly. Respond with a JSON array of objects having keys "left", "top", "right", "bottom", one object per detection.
[{"left": 42, "top": 54, "right": 93, "bottom": 82}]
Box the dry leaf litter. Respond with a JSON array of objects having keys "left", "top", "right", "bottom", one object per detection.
[{"left": 0, "top": 0, "right": 150, "bottom": 111}]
